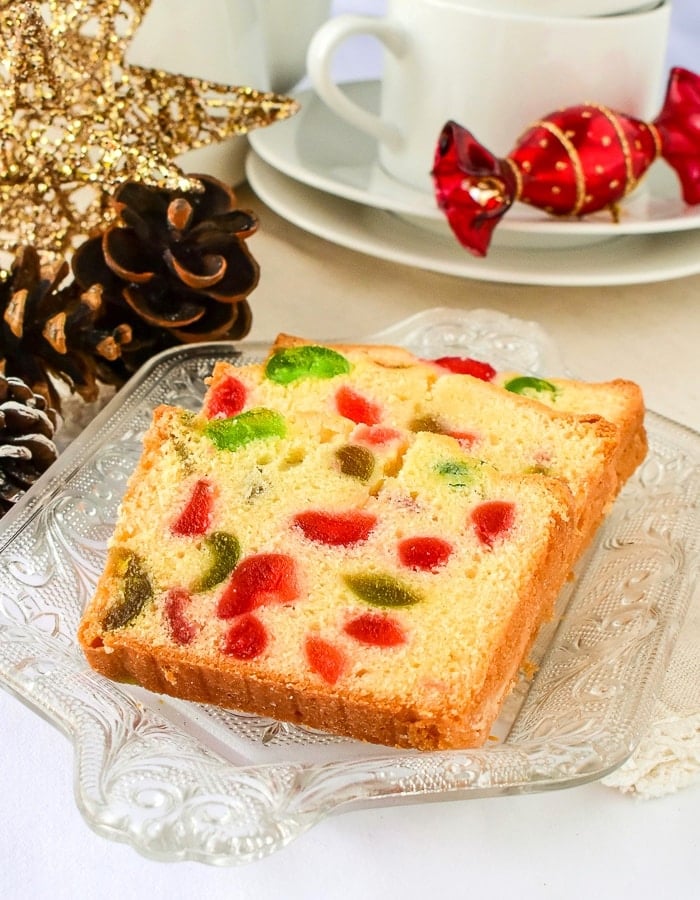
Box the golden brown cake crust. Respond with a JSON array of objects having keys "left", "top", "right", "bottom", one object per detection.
[{"left": 271, "top": 332, "right": 423, "bottom": 369}]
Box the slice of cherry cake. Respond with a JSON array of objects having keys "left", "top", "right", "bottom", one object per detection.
[
  {"left": 78, "top": 403, "right": 576, "bottom": 750},
  {"left": 202, "top": 336, "right": 628, "bottom": 563}
]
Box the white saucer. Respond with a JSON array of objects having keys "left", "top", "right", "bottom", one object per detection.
[
  {"left": 246, "top": 151, "right": 700, "bottom": 286},
  {"left": 248, "top": 80, "right": 700, "bottom": 247}
]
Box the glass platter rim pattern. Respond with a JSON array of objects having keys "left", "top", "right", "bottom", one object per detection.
[{"left": 0, "top": 306, "right": 697, "bottom": 866}]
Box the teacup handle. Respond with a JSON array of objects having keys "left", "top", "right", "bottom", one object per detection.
[{"left": 306, "top": 14, "right": 406, "bottom": 150}]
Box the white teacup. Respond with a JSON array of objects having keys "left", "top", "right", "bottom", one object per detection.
[{"left": 306, "top": 0, "right": 671, "bottom": 193}]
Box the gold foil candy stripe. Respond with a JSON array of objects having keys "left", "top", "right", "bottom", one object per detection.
[
  {"left": 531, "top": 120, "right": 586, "bottom": 216},
  {"left": 584, "top": 102, "right": 637, "bottom": 198}
]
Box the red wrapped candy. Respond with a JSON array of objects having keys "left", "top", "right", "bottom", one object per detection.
[{"left": 432, "top": 67, "right": 700, "bottom": 256}]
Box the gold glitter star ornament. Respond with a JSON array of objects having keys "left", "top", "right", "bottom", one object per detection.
[{"left": 0, "top": 0, "right": 299, "bottom": 256}]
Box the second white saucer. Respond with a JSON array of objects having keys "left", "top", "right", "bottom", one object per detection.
[{"left": 246, "top": 151, "right": 700, "bottom": 287}]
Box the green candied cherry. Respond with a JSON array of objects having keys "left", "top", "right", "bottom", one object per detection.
[
  {"left": 102, "top": 551, "right": 153, "bottom": 630},
  {"left": 343, "top": 572, "right": 422, "bottom": 608},
  {"left": 264, "top": 345, "right": 351, "bottom": 384},
  {"left": 410, "top": 415, "right": 478, "bottom": 449},
  {"left": 203, "top": 407, "right": 286, "bottom": 451},
  {"left": 434, "top": 458, "right": 479, "bottom": 489},
  {"left": 503, "top": 375, "right": 558, "bottom": 399},
  {"left": 335, "top": 444, "right": 375, "bottom": 482},
  {"left": 192, "top": 531, "right": 241, "bottom": 592}
]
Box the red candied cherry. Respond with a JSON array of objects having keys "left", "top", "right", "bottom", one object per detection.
[
  {"left": 217, "top": 553, "right": 299, "bottom": 618},
  {"left": 471, "top": 500, "right": 515, "bottom": 548},
  {"left": 222, "top": 614, "right": 268, "bottom": 659},
  {"left": 444, "top": 428, "right": 479, "bottom": 450},
  {"left": 164, "top": 587, "right": 199, "bottom": 645},
  {"left": 398, "top": 536, "right": 452, "bottom": 571},
  {"left": 335, "top": 385, "right": 382, "bottom": 425},
  {"left": 292, "top": 510, "right": 377, "bottom": 546},
  {"left": 352, "top": 424, "right": 403, "bottom": 446},
  {"left": 205, "top": 375, "right": 247, "bottom": 419},
  {"left": 431, "top": 356, "right": 497, "bottom": 381},
  {"left": 304, "top": 635, "right": 346, "bottom": 684},
  {"left": 170, "top": 479, "right": 214, "bottom": 536},
  {"left": 344, "top": 612, "right": 406, "bottom": 647}
]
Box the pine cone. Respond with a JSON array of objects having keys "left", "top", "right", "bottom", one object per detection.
[
  {"left": 71, "top": 174, "right": 259, "bottom": 374},
  {"left": 0, "top": 246, "right": 133, "bottom": 410},
  {"left": 0, "top": 372, "right": 60, "bottom": 517}
]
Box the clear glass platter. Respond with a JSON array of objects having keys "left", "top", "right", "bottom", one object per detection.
[{"left": 1, "top": 308, "right": 698, "bottom": 866}]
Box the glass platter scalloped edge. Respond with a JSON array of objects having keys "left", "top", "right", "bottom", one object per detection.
[{"left": 0, "top": 307, "right": 698, "bottom": 866}]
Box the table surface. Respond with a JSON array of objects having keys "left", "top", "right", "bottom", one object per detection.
[{"left": 4, "top": 3, "right": 700, "bottom": 897}]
